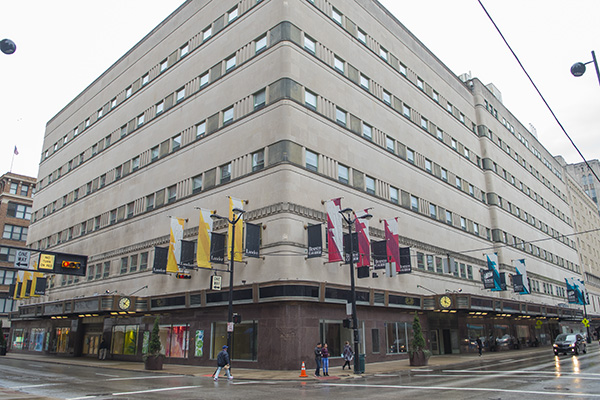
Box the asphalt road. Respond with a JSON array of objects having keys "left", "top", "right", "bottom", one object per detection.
[{"left": 1, "top": 348, "right": 600, "bottom": 399}]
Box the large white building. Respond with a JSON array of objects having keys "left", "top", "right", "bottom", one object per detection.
[{"left": 9, "top": 0, "right": 593, "bottom": 369}]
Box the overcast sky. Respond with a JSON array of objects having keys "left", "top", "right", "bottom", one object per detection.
[{"left": 2, "top": 0, "right": 599, "bottom": 179}]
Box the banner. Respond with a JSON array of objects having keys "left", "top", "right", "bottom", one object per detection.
[
  {"left": 210, "top": 232, "right": 226, "bottom": 264},
  {"left": 355, "top": 210, "right": 371, "bottom": 267},
  {"left": 384, "top": 218, "right": 401, "bottom": 273},
  {"left": 343, "top": 232, "right": 359, "bottom": 264},
  {"left": 197, "top": 208, "right": 214, "bottom": 268},
  {"left": 371, "top": 240, "right": 387, "bottom": 270},
  {"left": 228, "top": 197, "right": 244, "bottom": 262},
  {"left": 512, "top": 274, "right": 524, "bottom": 293},
  {"left": 326, "top": 198, "right": 343, "bottom": 262},
  {"left": 485, "top": 253, "right": 503, "bottom": 291},
  {"left": 245, "top": 222, "right": 261, "bottom": 258},
  {"left": 482, "top": 270, "right": 495, "bottom": 289},
  {"left": 34, "top": 277, "right": 47, "bottom": 296},
  {"left": 398, "top": 247, "right": 412, "bottom": 274},
  {"left": 152, "top": 246, "right": 168, "bottom": 274},
  {"left": 513, "top": 259, "right": 530, "bottom": 294},
  {"left": 307, "top": 224, "right": 323, "bottom": 258},
  {"left": 566, "top": 277, "right": 586, "bottom": 305},
  {"left": 167, "top": 217, "right": 185, "bottom": 273}
]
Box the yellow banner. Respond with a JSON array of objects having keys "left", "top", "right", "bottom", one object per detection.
[
  {"left": 228, "top": 197, "right": 244, "bottom": 262},
  {"left": 196, "top": 208, "right": 213, "bottom": 268},
  {"left": 167, "top": 217, "right": 185, "bottom": 273}
]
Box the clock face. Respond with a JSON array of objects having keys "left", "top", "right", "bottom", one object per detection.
[
  {"left": 118, "top": 297, "right": 131, "bottom": 311},
  {"left": 439, "top": 295, "right": 452, "bottom": 309}
]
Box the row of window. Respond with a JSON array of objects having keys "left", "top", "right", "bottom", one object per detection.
[
  {"left": 39, "top": 0, "right": 263, "bottom": 188},
  {"left": 415, "top": 252, "right": 475, "bottom": 281},
  {"left": 6, "top": 202, "right": 32, "bottom": 220},
  {"left": 5, "top": 181, "right": 32, "bottom": 197},
  {"left": 2, "top": 224, "right": 28, "bottom": 242}
]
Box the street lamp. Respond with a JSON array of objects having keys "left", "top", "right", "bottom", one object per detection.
[
  {"left": 0, "top": 39, "right": 16, "bottom": 55},
  {"left": 211, "top": 207, "right": 245, "bottom": 357},
  {"left": 570, "top": 50, "right": 600, "bottom": 87},
  {"left": 339, "top": 207, "right": 372, "bottom": 374}
]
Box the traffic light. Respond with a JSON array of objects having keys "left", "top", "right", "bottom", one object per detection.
[
  {"left": 232, "top": 313, "right": 242, "bottom": 324},
  {"left": 61, "top": 261, "right": 81, "bottom": 269},
  {"left": 176, "top": 273, "right": 192, "bottom": 279}
]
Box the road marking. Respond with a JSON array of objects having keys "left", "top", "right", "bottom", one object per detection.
[
  {"left": 112, "top": 385, "right": 203, "bottom": 396},
  {"left": 107, "top": 374, "right": 187, "bottom": 381},
  {"left": 415, "top": 373, "right": 600, "bottom": 381},
  {"left": 321, "top": 383, "right": 600, "bottom": 397},
  {"left": 446, "top": 369, "right": 600, "bottom": 377},
  {"left": 374, "top": 374, "right": 397, "bottom": 377},
  {"left": 12, "top": 383, "right": 62, "bottom": 389},
  {"left": 230, "top": 381, "right": 278, "bottom": 385},
  {"left": 95, "top": 373, "right": 119, "bottom": 378}
]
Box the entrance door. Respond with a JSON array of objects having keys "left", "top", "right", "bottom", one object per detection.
[
  {"left": 430, "top": 330, "right": 440, "bottom": 355},
  {"left": 442, "top": 329, "right": 452, "bottom": 354}
]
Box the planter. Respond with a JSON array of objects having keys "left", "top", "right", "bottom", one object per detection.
[
  {"left": 0, "top": 346, "right": 6, "bottom": 356},
  {"left": 144, "top": 355, "right": 164, "bottom": 370},
  {"left": 409, "top": 351, "right": 429, "bottom": 366}
]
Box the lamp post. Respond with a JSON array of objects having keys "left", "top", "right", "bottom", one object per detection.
[
  {"left": 339, "top": 207, "right": 372, "bottom": 374},
  {"left": 571, "top": 50, "right": 600, "bottom": 87},
  {"left": 211, "top": 207, "right": 245, "bottom": 356}
]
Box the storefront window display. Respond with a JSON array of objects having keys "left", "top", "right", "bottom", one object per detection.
[
  {"left": 29, "top": 328, "right": 45, "bottom": 352},
  {"left": 55, "top": 327, "right": 70, "bottom": 353},
  {"left": 319, "top": 321, "right": 352, "bottom": 357},
  {"left": 165, "top": 325, "right": 189, "bottom": 358},
  {"left": 386, "top": 322, "right": 412, "bottom": 354},
  {"left": 111, "top": 325, "right": 139, "bottom": 355},
  {"left": 465, "top": 324, "right": 485, "bottom": 352},
  {"left": 12, "top": 328, "right": 24, "bottom": 350},
  {"left": 211, "top": 321, "right": 257, "bottom": 361},
  {"left": 83, "top": 334, "right": 100, "bottom": 356}
]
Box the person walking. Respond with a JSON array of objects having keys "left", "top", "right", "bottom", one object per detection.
[
  {"left": 476, "top": 337, "right": 483, "bottom": 356},
  {"left": 98, "top": 338, "right": 108, "bottom": 360},
  {"left": 314, "top": 342, "right": 322, "bottom": 377},
  {"left": 342, "top": 341, "right": 353, "bottom": 370},
  {"left": 214, "top": 345, "right": 233, "bottom": 381},
  {"left": 321, "top": 343, "right": 330, "bottom": 376}
]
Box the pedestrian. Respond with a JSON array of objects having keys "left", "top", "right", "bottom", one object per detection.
[
  {"left": 321, "top": 343, "right": 330, "bottom": 376},
  {"left": 98, "top": 338, "right": 108, "bottom": 360},
  {"left": 476, "top": 337, "right": 483, "bottom": 356},
  {"left": 314, "top": 342, "right": 322, "bottom": 377},
  {"left": 342, "top": 341, "right": 353, "bottom": 370},
  {"left": 214, "top": 345, "right": 233, "bottom": 381}
]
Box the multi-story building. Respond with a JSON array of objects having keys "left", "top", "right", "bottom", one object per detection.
[
  {"left": 10, "top": 0, "right": 591, "bottom": 369},
  {"left": 0, "top": 172, "right": 36, "bottom": 340},
  {"left": 564, "top": 159, "right": 600, "bottom": 212}
]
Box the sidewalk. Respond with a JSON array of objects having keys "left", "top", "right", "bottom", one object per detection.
[{"left": 1, "top": 345, "right": 554, "bottom": 382}]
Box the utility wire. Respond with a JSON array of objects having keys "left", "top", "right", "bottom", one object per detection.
[{"left": 477, "top": 0, "right": 600, "bottom": 186}]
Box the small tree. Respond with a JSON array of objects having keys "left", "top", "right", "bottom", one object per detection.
[
  {"left": 411, "top": 312, "right": 426, "bottom": 352},
  {"left": 148, "top": 316, "right": 161, "bottom": 356}
]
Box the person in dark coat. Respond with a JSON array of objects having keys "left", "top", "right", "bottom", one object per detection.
[
  {"left": 98, "top": 338, "right": 108, "bottom": 360},
  {"left": 342, "top": 341, "right": 353, "bottom": 370},
  {"left": 214, "top": 345, "right": 233, "bottom": 381},
  {"left": 476, "top": 337, "right": 483, "bottom": 356},
  {"left": 321, "top": 343, "right": 330, "bottom": 376},
  {"left": 314, "top": 342, "right": 322, "bottom": 377}
]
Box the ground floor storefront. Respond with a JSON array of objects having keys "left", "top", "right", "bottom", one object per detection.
[{"left": 7, "top": 282, "right": 591, "bottom": 370}]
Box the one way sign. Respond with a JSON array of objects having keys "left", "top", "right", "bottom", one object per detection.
[{"left": 14, "top": 250, "right": 30, "bottom": 269}]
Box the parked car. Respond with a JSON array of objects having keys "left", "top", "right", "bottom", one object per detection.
[{"left": 553, "top": 333, "right": 587, "bottom": 356}]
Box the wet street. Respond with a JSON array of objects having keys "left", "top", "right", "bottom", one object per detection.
[{"left": 1, "top": 347, "right": 600, "bottom": 399}]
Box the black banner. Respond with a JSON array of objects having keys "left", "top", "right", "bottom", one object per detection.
[
  {"left": 343, "top": 232, "right": 359, "bottom": 264},
  {"left": 34, "top": 277, "right": 47, "bottom": 296},
  {"left": 482, "top": 270, "right": 495, "bottom": 289},
  {"left": 307, "top": 224, "right": 322, "bottom": 258},
  {"left": 500, "top": 272, "right": 507, "bottom": 291},
  {"left": 399, "top": 247, "right": 412, "bottom": 274},
  {"left": 25, "top": 279, "right": 32, "bottom": 296},
  {"left": 512, "top": 274, "right": 524, "bottom": 293},
  {"left": 357, "top": 265, "right": 370, "bottom": 278},
  {"left": 210, "top": 232, "right": 226, "bottom": 264},
  {"left": 152, "top": 246, "right": 168, "bottom": 274},
  {"left": 567, "top": 288, "right": 577, "bottom": 304},
  {"left": 15, "top": 281, "right": 22, "bottom": 298},
  {"left": 245, "top": 223, "right": 261, "bottom": 258},
  {"left": 371, "top": 240, "right": 387, "bottom": 270},
  {"left": 180, "top": 240, "right": 195, "bottom": 265}
]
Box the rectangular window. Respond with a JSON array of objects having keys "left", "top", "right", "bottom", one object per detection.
[
  {"left": 451, "top": 138, "right": 457, "bottom": 150},
  {"left": 386, "top": 322, "right": 411, "bottom": 354},
  {"left": 120, "top": 125, "right": 127, "bottom": 138},
  {"left": 425, "top": 159, "right": 432, "bottom": 173},
  {"left": 167, "top": 185, "right": 177, "bottom": 203},
  {"left": 420, "top": 116, "right": 428, "bottom": 130},
  {"left": 436, "top": 128, "right": 443, "bottom": 141},
  {"left": 460, "top": 217, "right": 467, "bottom": 230},
  {"left": 192, "top": 175, "right": 202, "bottom": 193},
  {"left": 473, "top": 223, "right": 479, "bottom": 235},
  {"left": 334, "top": 56, "right": 344, "bottom": 73},
  {"left": 455, "top": 176, "right": 462, "bottom": 189},
  {"left": 362, "top": 123, "right": 372, "bottom": 140},
  {"left": 160, "top": 59, "right": 168, "bottom": 73},
  {"left": 383, "top": 90, "right": 391, "bottom": 105},
  {"left": 399, "top": 63, "right": 407, "bottom": 76},
  {"left": 140, "top": 252, "right": 148, "bottom": 271},
  {"left": 365, "top": 176, "right": 375, "bottom": 194},
  {"left": 200, "top": 72, "right": 209, "bottom": 87},
  {"left": 433, "top": 91, "right": 439, "bottom": 102},
  {"left": 111, "top": 97, "right": 117, "bottom": 109},
  {"left": 357, "top": 28, "right": 366, "bottom": 44},
  {"left": 464, "top": 148, "right": 470, "bottom": 159},
  {"left": 103, "top": 262, "right": 111, "bottom": 278},
  {"left": 406, "top": 148, "right": 415, "bottom": 164},
  {"left": 98, "top": 108, "right": 104, "bottom": 119},
  {"left": 360, "top": 74, "right": 369, "bottom": 90},
  {"left": 126, "top": 86, "right": 132, "bottom": 98},
  {"left": 447, "top": 102, "right": 453, "bottom": 113},
  {"left": 417, "top": 78, "right": 424, "bottom": 91},
  {"left": 306, "top": 150, "right": 318, "bottom": 172},
  {"left": 172, "top": 134, "right": 181, "bottom": 151},
  {"left": 336, "top": 108, "right": 346, "bottom": 126},
  {"left": 255, "top": 34, "right": 267, "bottom": 53},
  {"left": 3, "top": 225, "right": 28, "bottom": 241},
  {"left": 94, "top": 216, "right": 101, "bottom": 231},
  {"left": 254, "top": 89, "right": 266, "bottom": 109},
  {"left": 446, "top": 210, "right": 452, "bottom": 225},
  {"left": 180, "top": 43, "right": 189, "bottom": 58},
  {"left": 176, "top": 87, "right": 185, "bottom": 103},
  {"left": 223, "top": 106, "right": 234, "bottom": 125},
  {"left": 469, "top": 184, "right": 474, "bottom": 196},
  {"left": 390, "top": 186, "right": 399, "bottom": 204},
  {"left": 429, "top": 204, "right": 437, "bottom": 219},
  {"left": 410, "top": 195, "right": 418, "bottom": 212},
  {"left": 85, "top": 118, "right": 90, "bottom": 128},
  {"left": 225, "top": 55, "right": 236, "bottom": 71},
  {"left": 332, "top": 8, "right": 342, "bottom": 25},
  {"left": 132, "top": 156, "right": 140, "bottom": 171},
  {"left": 156, "top": 100, "right": 164, "bottom": 115},
  {"left": 379, "top": 47, "right": 388, "bottom": 61},
  {"left": 228, "top": 6, "right": 238, "bottom": 22},
  {"left": 202, "top": 26, "right": 212, "bottom": 41},
  {"left": 338, "top": 164, "right": 349, "bottom": 184},
  {"left": 146, "top": 194, "right": 154, "bottom": 211},
  {"left": 126, "top": 202, "right": 134, "bottom": 219},
  {"left": 305, "top": 89, "right": 317, "bottom": 110},
  {"left": 304, "top": 35, "right": 316, "bottom": 53},
  {"left": 403, "top": 104, "right": 411, "bottom": 118},
  {"left": 386, "top": 136, "right": 395, "bottom": 153},
  {"left": 220, "top": 163, "right": 231, "bottom": 183},
  {"left": 426, "top": 255, "right": 434, "bottom": 272},
  {"left": 137, "top": 113, "right": 145, "bottom": 127},
  {"left": 141, "top": 73, "right": 149, "bottom": 86},
  {"left": 129, "top": 255, "right": 138, "bottom": 273},
  {"left": 196, "top": 121, "right": 206, "bottom": 139},
  {"left": 252, "top": 150, "right": 265, "bottom": 171}
]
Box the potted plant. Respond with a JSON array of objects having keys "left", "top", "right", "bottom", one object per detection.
[
  {"left": 0, "top": 320, "right": 7, "bottom": 356},
  {"left": 409, "top": 312, "right": 431, "bottom": 366},
  {"left": 143, "top": 316, "right": 164, "bottom": 370}
]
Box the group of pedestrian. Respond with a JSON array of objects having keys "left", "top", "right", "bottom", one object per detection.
[{"left": 314, "top": 341, "right": 354, "bottom": 377}]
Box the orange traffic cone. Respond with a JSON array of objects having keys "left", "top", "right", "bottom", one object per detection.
[{"left": 299, "top": 361, "right": 308, "bottom": 377}]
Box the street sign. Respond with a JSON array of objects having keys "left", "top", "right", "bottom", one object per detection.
[
  {"left": 211, "top": 275, "right": 222, "bottom": 291},
  {"left": 227, "top": 322, "right": 234, "bottom": 332},
  {"left": 535, "top": 320, "right": 543, "bottom": 329},
  {"left": 582, "top": 318, "right": 590, "bottom": 327},
  {"left": 14, "top": 250, "right": 30, "bottom": 269},
  {"left": 39, "top": 254, "right": 55, "bottom": 270}
]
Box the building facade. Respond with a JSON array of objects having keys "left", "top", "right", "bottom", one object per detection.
[
  {"left": 10, "top": 0, "right": 591, "bottom": 369},
  {"left": 0, "top": 172, "right": 36, "bottom": 341},
  {"left": 564, "top": 159, "right": 600, "bottom": 212}
]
